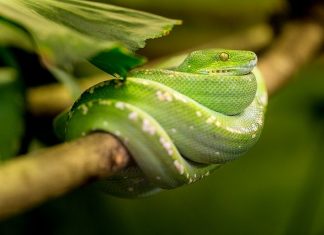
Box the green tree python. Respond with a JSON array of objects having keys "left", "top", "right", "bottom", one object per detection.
[{"left": 54, "top": 49, "right": 267, "bottom": 197}]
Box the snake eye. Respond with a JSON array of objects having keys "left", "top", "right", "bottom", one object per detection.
[{"left": 219, "top": 52, "right": 229, "bottom": 61}]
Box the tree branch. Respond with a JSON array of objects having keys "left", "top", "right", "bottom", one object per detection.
[
  {"left": 1, "top": 14, "right": 323, "bottom": 221},
  {"left": 0, "top": 133, "right": 130, "bottom": 220},
  {"left": 259, "top": 20, "right": 324, "bottom": 95},
  {"left": 27, "top": 74, "right": 111, "bottom": 116}
]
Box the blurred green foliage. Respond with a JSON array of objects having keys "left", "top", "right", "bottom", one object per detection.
[
  {"left": 96, "top": 0, "right": 282, "bottom": 57},
  {"left": 0, "top": 47, "right": 24, "bottom": 161},
  {"left": 99, "top": 0, "right": 282, "bottom": 21},
  {"left": 0, "top": 0, "right": 179, "bottom": 75},
  {"left": 0, "top": 67, "right": 24, "bottom": 160},
  {"left": 0, "top": 0, "right": 179, "bottom": 159}
]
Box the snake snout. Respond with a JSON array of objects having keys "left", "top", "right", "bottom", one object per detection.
[
  {"left": 238, "top": 58, "right": 257, "bottom": 75},
  {"left": 249, "top": 57, "right": 257, "bottom": 68}
]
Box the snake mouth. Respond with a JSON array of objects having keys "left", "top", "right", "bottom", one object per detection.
[{"left": 199, "top": 58, "right": 257, "bottom": 76}]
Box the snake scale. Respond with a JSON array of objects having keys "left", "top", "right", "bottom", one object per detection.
[{"left": 54, "top": 49, "right": 267, "bottom": 197}]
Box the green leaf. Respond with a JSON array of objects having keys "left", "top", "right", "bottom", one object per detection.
[
  {"left": 0, "top": 18, "right": 33, "bottom": 51},
  {"left": 0, "top": 0, "right": 180, "bottom": 76},
  {"left": 0, "top": 67, "right": 24, "bottom": 161}
]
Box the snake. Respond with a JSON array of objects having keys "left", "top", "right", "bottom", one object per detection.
[{"left": 54, "top": 49, "right": 267, "bottom": 197}]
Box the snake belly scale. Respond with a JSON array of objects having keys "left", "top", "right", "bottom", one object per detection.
[{"left": 54, "top": 49, "right": 267, "bottom": 197}]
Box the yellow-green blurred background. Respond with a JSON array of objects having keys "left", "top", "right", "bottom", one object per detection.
[{"left": 1, "top": 0, "right": 324, "bottom": 234}]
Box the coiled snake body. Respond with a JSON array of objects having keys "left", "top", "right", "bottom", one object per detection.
[{"left": 55, "top": 49, "right": 267, "bottom": 197}]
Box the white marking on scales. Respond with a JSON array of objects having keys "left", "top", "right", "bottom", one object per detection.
[
  {"left": 89, "top": 87, "right": 95, "bottom": 94},
  {"left": 98, "top": 99, "right": 112, "bottom": 106},
  {"left": 128, "top": 111, "right": 138, "bottom": 121},
  {"left": 114, "top": 130, "right": 121, "bottom": 136},
  {"left": 173, "top": 160, "right": 185, "bottom": 175},
  {"left": 196, "top": 111, "right": 202, "bottom": 117},
  {"left": 115, "top": 102, "right": 125, "bottom": 110},
  {"left": 79, "top": 104, "right": 88, "bottom": 115},
  {"left": 159, "top": 137, "right": 173, "bottom": 156},
  {"left": 173, "top": 93, "right": 188, "bottom": 103},
  {"left": 206, "top": 116, "right": 216, "bottom": 124},
  {"left": 156, "top": 90, "right": 173, "bottom": 102},
  {"left": 142, "top": 119, "right": 156, "bottom": 135}
]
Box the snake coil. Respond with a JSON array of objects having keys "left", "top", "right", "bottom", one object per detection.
[{"left": 55, "top": 49, "right": 267, "bottom": 197}]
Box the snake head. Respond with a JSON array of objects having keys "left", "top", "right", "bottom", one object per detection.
[{"left": 177, "top": 49, "right": 257, "bottom": 75}]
